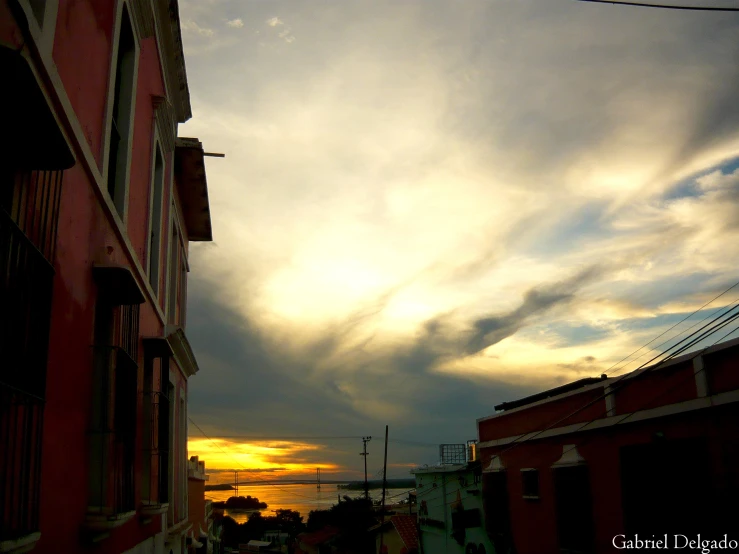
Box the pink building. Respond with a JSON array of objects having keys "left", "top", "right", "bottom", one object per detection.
[
  {"left": 1, "top": 1, "right": 215, "bottom": 553},
  {"left": 477, "top": 337, "right": 739, "bottom": 554}
]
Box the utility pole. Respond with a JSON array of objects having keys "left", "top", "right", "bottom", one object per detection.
[
  {"left": 379, "top": 426, "right": 389, "bottom": 554},
  {"left": 360, "top": 436, "right": 372, "bottom": 501}
]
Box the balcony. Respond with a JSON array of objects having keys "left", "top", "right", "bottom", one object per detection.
[
  {"left": 84, "top": 346, "right": 138, "bottom": 538},
  {"left": 139, "top": 391, "right": 170, "bottom": 522},
  {"left": 0, "top": 175, "right": 58, "bottom": 548},
  {"left": 0, "top": 385, "right": 44, "bottom": 549}
]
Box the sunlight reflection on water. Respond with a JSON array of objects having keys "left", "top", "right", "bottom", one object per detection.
[{"left": 205, "top": 483, "right": 411, "bottom": 523}]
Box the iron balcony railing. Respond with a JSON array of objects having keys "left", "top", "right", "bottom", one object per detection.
[
  {"left": 0, "top": 174, "right": 58, "bottom": 540},
  {"left": 0, "top": 384, "right": 44, "bottom": 541},
  {"left": 143, "top": 391, "right": 170, "bottom": 506},
  {"left": 2, "top": 168, "right": 63, "bottom": 262},
  {"left": 88, "top": 346, "right": 138, "bottom": 515}
]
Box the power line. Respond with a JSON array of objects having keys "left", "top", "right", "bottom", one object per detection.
[
  {"left": 485, "top": 319, "right": 739, "bottom": 507},
  {"left": 423, "top": 319, "right": 739, "bottom": 511},
  {"left": 609, "top": 295, "right": 739, "bottom": 376},
  {"left": 471, "top": 291, "right": 739, "bottom": 478},
  {"left": 602, "top": 282, "right": 739, "bottom": 375},
  {"left": 484, "top": 305, "right": 739, "bottom": 472},
  {"left": 576, "top": 0, "right": 739, "bottom": 11}
]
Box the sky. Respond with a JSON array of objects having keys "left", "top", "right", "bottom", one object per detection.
[{"left": 178, "top": 0, "right": 739, "bottom": 482}]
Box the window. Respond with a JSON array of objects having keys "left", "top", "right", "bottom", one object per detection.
[
  {"left": 166, "top": 213, "right": 188, "bottom": 327},
  {"left": 451, "top": 508, "right": 482, "bottom": 529},
  {"left": 168, "top": 382, "right": 175, "bottom": 525},
  {"left": 1, "top": 168, "right": 62, "bottom": 541},
  {"left": 554, "top": 466, "right": 595, "bottom": 553},
  {"left": 142, "top": 339, "right": 171, "bottom": 506},
  {"left": 148, "top": 145, "right": 165, "bottom": 294},
  {"left": 106, "top": 5, "right": 137, "bottom": 219},
  {"left": 88, "top": 299, "right": 139, "bottom": 514},
  {"left": 483, "top": 471, "right": 515, "bottom": 554},
  {"left": 521, "top": 469, "right": 539, "bottom": 499},
  {"left": 167, "top": 220, "right": 180, "bottom": 323},
  {"left": 158, "top": 378, "right": 171, "bottom": 504},
  {"left": 179, "top": 395, "right": 187, "bottom": 519}
]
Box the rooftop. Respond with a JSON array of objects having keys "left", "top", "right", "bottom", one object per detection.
[
  {"left": 494, "top": 376, "right": 608, "bottom": 412},
  {"left": 175, "top": 137, "right": 213, "bottom": 242},
  {"left": 391, "top": 515, "right": 419, "bottom": 551}
]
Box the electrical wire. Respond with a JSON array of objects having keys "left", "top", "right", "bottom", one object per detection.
[
  {"left": 418, "top": 301, "right": 739, "bottom": 511},
  {"left": 422, "top": 319, "right": 739, "bottom": 511},
  {"left": 576, "top": 0, "right": 739, "bottom": 11},
  {"left": 602, "top": 282, "right": 739, "bottom": 375},
  {"left": 486, "top": 300, "right": 739, "bottom": 462}
]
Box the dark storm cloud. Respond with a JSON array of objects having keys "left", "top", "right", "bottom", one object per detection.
[
  {"left": 186, "top": 273, "right": 539, "bottom": 474},
  {"left": 464, "top": 266, "right": 603, "bottom": 355}
]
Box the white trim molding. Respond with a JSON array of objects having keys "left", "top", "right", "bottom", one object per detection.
[
  {"left": 551, "top": 444, "right": 586, "bottom": 468},
  {"left": 478, "top": 388, "right": 739, "bottom": 449},
  {"left": 477, "top": 336, "right": 739, "bottom": 426},
  {"left": 152, "top": 94, "right": 176, "bottom": 154},
  {"left": 694, "top": 355, "right": 709, "bottom": 398},
  {"left": 166, "top": 325, "right": 200, "bottom": 378},
  {"left": 100, "top": 0, "right": 141, "bottom": 224},
  {"left": 483, "top": 455, "right": 505, "bottom": 473}
]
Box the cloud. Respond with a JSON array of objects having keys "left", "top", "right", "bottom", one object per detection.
[
  {"left": 464, "top": 266, "right": 603, "bottom": 356},
  {"left": 181, "top": 19, "right": 214, "bottom": 37},
  {"left": 226, "top": 18, "right": 244, "bottom": 29},
  {"left": 177, "top": 0, "right": 739, "bottom": 475}
]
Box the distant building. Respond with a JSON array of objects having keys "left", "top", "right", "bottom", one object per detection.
[
  {"left": 188, "top": 456, "right": 218, "bottom": 553},
  {"left": 411, "top": 444, "right": 494, "bottom": 554},
  {"left": 262, "top": 530, "right": 289, "bottom": 551},
  {"left": 477, "top": 337, "right": 739, "bottom": 554},
  {"left": 373, "top": 515, "right": 419, "bottom": 554},
  {"left": 0, "top": 1, "right": 215, "bottom": 553}
]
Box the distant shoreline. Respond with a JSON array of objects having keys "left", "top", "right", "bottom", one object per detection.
[{"left": 206, "top": 479, "right": 415, "bottom": 490}]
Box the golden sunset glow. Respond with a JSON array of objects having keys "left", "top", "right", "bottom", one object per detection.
[{"left": 187, "top": 438, "right": 341, "bottom": 477}]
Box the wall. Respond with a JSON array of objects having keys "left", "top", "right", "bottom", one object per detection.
[
  {"left": 188, "top": 477, "right": 206, "bottom": 534},
  {"left": 1, "top": 1, "right": 184, "bottom": 552},
  {"left": 376, "top": 528, "right": 405, "bottom": 554},
  {"left": 414, "top": 466, "right": 494, "bottom": 554},
  {"left": 478, "top": 343, "right": 739, "bottom": 554}
]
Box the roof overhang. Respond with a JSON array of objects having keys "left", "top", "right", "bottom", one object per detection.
[
  {"left": 175, "top": 138, "right": 213, "bottom": 241},
  {"left": 167, "top": 0, "right": 192, "bottom": 122},
  {"left": 142, "top": 336, "right": 174, "bottom": 358},
  {"left": 166, "top": 325, "right": 200, "bottom": 377},
  {"left": 0, "top": 45, "right": 75, "bottom": 170},
  {"left": 92, "top": 264, "right": 145, "bottom": 305}
]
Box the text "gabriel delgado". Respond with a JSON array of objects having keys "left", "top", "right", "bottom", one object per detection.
[{"left": 613, "top": 535, "right": 739, "bottom": 553}]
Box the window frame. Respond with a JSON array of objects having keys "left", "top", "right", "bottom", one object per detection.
[
  {"left": 101, "top": 0, "right": 140, "bottom": 224},
  {"left": 15, "top": 0, "right": 59, "bottom": 56},
  {"left": 165, "top": 199, "right": 189, "bottom": 326},
  {"left": 146, "top": 136, "right": 166, "bottom": 296},
  {"left": 521, "top": 468, "right": 540, "bottom": 500}
]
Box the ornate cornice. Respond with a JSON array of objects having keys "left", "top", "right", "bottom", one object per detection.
[
  {"left": 152, "top": 94, "right": 176, "bottom": 153},
  {"left": 128, "top": 0, "right": 155, "bottom": 40},
  {"left": 152, "top": 0, "right": 192, "bottom": 123}
]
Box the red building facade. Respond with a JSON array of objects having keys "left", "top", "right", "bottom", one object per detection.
[
  {"left": 1, "top": 1, "right": 213, "bottom": 553},
  {"left": 477, "top": 338, "right": 739, "bottom": 554}
]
